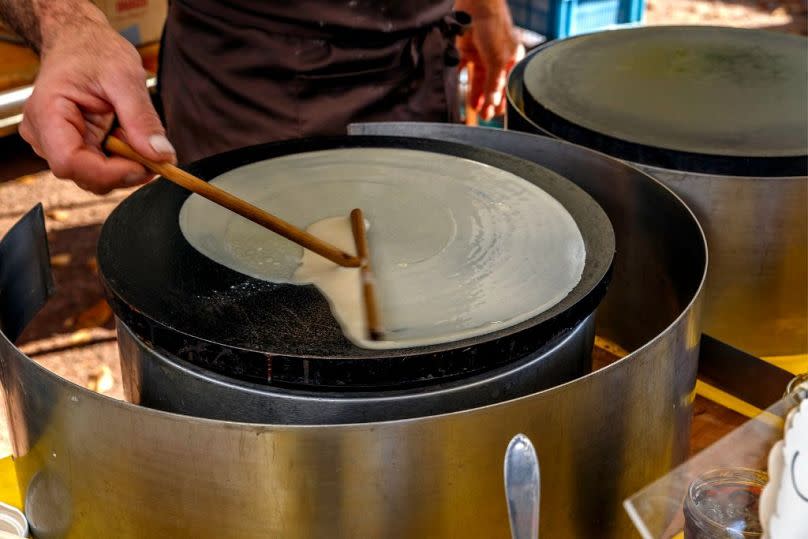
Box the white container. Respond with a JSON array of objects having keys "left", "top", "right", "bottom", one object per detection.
[{"left": 0, "top": 502, "right": 28, "bottom": 537}]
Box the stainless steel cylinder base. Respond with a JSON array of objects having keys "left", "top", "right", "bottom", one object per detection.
[
  {"left": 1, "top": 126, "right": 707, "bottom": 538},
  {"left": 637, "top": 165, "right": 807, "bottom": 357}
]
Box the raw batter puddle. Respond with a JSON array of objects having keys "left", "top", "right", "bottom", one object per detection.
[{"left": 179, "top": 148, "right": 586, "bottom": 349}]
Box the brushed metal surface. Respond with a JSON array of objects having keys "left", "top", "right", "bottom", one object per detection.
[
  {"left": 1, "top": 320, "right": 700, "bottom": 538},
  {"left": 638, "top": 165, "right": 807, "bottom": 357},
  {"left": 507, "top": 62, "right": 808, "bottom": 357},
  {"left": 0, "top": 126, "right": 706, "bottom": 538}
]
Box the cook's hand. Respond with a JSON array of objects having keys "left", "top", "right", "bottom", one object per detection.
[
  {"left": 19, "top": 18, "right": 175, "bottom": 194},
  {"left": 456, "top": 0, "right": 525, "bottom": 121}
]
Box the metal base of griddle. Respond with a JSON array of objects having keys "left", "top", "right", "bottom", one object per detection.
[{"left": 117, "top": 314, "right": 595, "bottom": 424}]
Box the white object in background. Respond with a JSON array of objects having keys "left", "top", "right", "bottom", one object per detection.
[
  {"left": 760, "top": 398, "right": 808, "bottom": 538},
  {"left": 0, "top": 501, "right": 28, "bottom": 537}
]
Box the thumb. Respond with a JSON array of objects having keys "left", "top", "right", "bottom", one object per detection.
[{"left": 107, "top": 73, "right": 175, "bottom": 163}]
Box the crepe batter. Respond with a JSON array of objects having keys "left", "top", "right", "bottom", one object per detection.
[{"left": 179, "top": 148, "right": 586, "bottom": 349}]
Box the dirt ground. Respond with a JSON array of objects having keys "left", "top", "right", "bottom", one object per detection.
[
  {"left": 0, "top": 1, "right": 804, "bottom": 457},
  {"left": 646, "top": 0, "right": 807, "bottom": 33}
]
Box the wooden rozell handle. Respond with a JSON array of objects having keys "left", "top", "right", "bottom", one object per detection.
[
  {"left": 350, "top": 208, "right": 384, "bottom": 341},
  {"left": 105, "top": 135, "right": 360, "bottom": 268}
]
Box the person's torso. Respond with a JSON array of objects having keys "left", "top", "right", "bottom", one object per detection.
[{"left": 179, "top": 0, "right": 454, "bottom": 34}]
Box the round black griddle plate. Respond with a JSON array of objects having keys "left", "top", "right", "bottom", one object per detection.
[
  {"left": 512, "top": 27, "right": 808, "bottom": 177},
  {"left": 99, "top": 136, "right": 614, "bottom": 389}
]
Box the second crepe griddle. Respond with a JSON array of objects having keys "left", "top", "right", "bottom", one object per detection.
[
  {"left": 517, "top": 26, "right": 808, "bottom": 176},
  {"left": 99, "top": 136, "right": 614, "bottom": 389}
]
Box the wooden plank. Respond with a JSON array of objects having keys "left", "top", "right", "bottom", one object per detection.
[{"left": 690, "top": 394, "right": 747, "bottom": 456}]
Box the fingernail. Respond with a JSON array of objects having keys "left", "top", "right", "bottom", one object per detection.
[
  {"left": 149, "top": 134, "right": 176, "bottom": 156},
  {"left": 123, "top": 172, "right": 149, "bottom": 186}
]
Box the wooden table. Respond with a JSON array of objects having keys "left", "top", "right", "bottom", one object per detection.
[{"left": 690, "top": 395, "right": 747, "bottom": 455}]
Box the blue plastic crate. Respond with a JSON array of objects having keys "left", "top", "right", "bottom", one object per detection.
[{"left": 508, "top": 0, "right": 644, "bottom": 40}]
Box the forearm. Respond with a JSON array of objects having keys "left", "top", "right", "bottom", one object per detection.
[{"left": 0, "top": 0, "right": 107, "bottom": 53}]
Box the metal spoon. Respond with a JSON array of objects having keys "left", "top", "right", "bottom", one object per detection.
[{"left": 504, "top": 433, "right": 541, "bottom": 539}]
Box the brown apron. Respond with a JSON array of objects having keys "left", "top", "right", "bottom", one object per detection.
[{"left": 157, "top": 0, "right": 463, "bottom": 162}]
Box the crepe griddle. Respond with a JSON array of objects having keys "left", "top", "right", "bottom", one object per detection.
[
  {"left": 99, "top": 136, "right": 614, "bottom": 389},
  {"left": 516, "top": 26, "right": 808, "bottom": 176}
]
